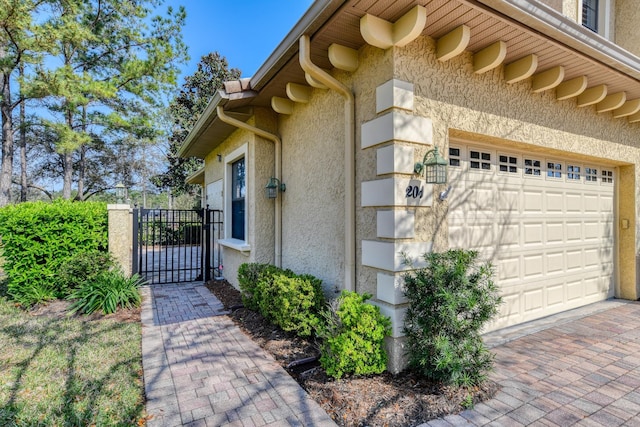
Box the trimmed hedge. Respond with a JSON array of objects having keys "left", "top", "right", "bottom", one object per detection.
[
  {"left": 238, "top": 263, "right": 392, "bottom": 378},
  {"left": 238, "top": 263, "right": 325, "bottom": 337},
  {"left": 0, "top": 200, "right": 108, "bottom": 306}
]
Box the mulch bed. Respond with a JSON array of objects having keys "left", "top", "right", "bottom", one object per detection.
[{"left": 205, "top": 279, "right": 498, "bottom": 427}]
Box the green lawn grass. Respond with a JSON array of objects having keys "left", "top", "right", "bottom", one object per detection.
[{"left": 0, "top": 285, "right": 145, "bottom": 426}]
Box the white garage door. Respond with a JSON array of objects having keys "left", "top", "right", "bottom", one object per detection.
[{"left": 448, "top": 141, "right": 615, "bottom": 331}]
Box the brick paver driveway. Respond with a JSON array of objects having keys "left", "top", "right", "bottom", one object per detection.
[{"left": 425, "top": 300, "right": 640, "bottom": 426}]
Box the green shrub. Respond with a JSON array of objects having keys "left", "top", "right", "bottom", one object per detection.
[
  {"left": 255, "top": 271, "right": 325, "bottom": 337},
  {"left": 56, "top": 250, "right": 116, "bottom": 296},
  {"left": 67, "top": 270, "right": 145, "bottom": 315},
  {"left": 0, "top": 201, "right": 108, "bottom": 306},
  {"left": 316, "top": 291, "right": 391, "bottom": 379},
  {"left": 237, "top": 263, "right": 275, "bottom": 310},
  {"left": 237, "top": 263, "right": 325, "bottom": 337},
  {"left": 403, "top": 249, "right": 502, "bottom": 386}
]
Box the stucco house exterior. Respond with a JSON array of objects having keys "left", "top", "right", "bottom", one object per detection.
[{"left": 179, "top": 0, "right": 640, "bottom": 372}]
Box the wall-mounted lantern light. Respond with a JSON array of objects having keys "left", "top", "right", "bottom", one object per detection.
[
  {"left": 115, "top": 182, "right": 126, "bottom": 203},
  {"left": 414, "top": 147, "right": 447, "bottom": 184},
  {"left": 265, "top": 177, "right": 286, "bottom": 199}
]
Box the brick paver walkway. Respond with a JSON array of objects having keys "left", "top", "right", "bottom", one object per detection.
[
  {"left": 142, "top": 282, "right": 640, "bottom": 427},
  {"left": 422, "top": 300, "right": 640, "bottom": 426},
  {"left": 141, "top": 282, "right": 336, "bottom": 427}
]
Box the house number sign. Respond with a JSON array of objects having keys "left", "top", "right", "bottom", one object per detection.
[{"left": 405, "top": 185, "right": 424, "bottom": 199}]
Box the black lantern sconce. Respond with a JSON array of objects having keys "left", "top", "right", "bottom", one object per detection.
[
  {"left": 414, "top": 147, "right": 448, "bottom": 184},
  {"left": 265, "top": 177, "right": 286, "bottom": 199}
]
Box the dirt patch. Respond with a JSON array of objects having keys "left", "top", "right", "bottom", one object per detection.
[{"left": 205, "top": 279, "right": 498, "bottom": 427}]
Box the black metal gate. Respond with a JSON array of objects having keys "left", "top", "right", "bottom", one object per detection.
[{"left": 132, "top": 208, "right": 223, "bottom": 284}]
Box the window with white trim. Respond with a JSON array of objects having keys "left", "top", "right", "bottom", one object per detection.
[
  {"left": 547, "top": 161, "right": 562, "bottom": 179},
  {"left": 580, "top": 0, "right": 611, "bottom": 39},
  {"left": 499, "top": 154, "right": 518, "bottom": 174},
  {"left": 221, "top": 144, "right": 250, "bottom": 251},
  {"left": 470, "top": 149, "right": 491, "bottom": 171},
  {"left": 585, "top": 167, "right": 598, "bottom": 182},
  {"left": 231, "top": 158, "right": 246, "bottom": 240},
  {"left": 582, "top": 0, "right": 598, "bottom": 32},
  {"left": 524, "top": 158, "right": 541, "bottom": 176},
  {"left": 449, "top": 147, "right": 461, "bottom": 167},
  {"left": 601, "top": 169, "right": 613, "bottom": 184},
  {"left": 567, "top": 165, "right": 581, "bottom": 180}
]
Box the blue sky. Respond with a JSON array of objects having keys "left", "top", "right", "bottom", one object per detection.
[{"left": 161, "top": 0, "right": 315, "bottom": 84}]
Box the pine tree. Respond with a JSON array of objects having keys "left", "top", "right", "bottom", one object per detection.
[
  {"left": 23, "top": 0, "right": 187, "bottom": 199},
  {"left": 0, "top": 0, "right": 51, "bottom": 206}
]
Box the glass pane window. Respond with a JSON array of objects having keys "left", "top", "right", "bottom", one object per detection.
[
  {"left": 449, "top": 147, "right": 461, "bottom": 167},
  {"left": 585, "top": 167, "right": 598, "bottom": 182},
  {"left": 499, "top": 155, "right": 518, "bottom": 173},
  {"left": 547, "top": 162, "right": 562, "bottom": 178},
  {"left": 582, "top": 0, "right": 598, "bottom": 32},
  {"left": 602, "top": 169, "right": 613, "bottom": 184},
  {"left": 524, "top": 159, "right": 541, "bottom": 176},
  {"left": 470, "top": 150, "right": 491, "bottom": 170},
  {"left": 231, "top": 158, "right": 245, "bottom": 240},
  {"left": 567, "top": 165, "right": 581, "bottom": 180}
]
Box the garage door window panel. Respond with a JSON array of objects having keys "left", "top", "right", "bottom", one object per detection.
[
  {"left": 449, "top": 147, "right": 461, "bottom": 167},
  {"left": 601, "top": 169, "right": 613, "bottom": 184},
  {"left": 567, "top": 165, "right": 581, "bottom": 181},
  {"left": 524, "top": 158, "right": 542, "bottom": 177},
  {"left": 499, "top": 154, "right": 519, "bottom": 174},
  {"left": 448, "top": 146, "right": 464, "bottom": 183},
  {"left": 470, "top": 149, "right": 492, "bottom": 171},
  {"left": 546, "top": 161, "right": 563, "bottom": 179},
  {"left": 585, "top": 167, "right": 598, "bottom": 183}
]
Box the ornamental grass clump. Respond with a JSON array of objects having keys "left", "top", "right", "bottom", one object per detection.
[
  {"left": 67, "top": 270, "right": 145, "bottom": 315},
  {"left": 403, "top": 249, "right": 502, "bottom": 387},
  {"left": 316, "top": 291, "right": 391, "bottom": 379}
]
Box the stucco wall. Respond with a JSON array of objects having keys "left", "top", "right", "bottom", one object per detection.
[
  {"left": 615, "top": 0, "right": 640, "bottom": 57},
  {"left": 277, "top": 78, "right": 347, "bottom": 295},
  {"left": 562, "top": 0, "right": 579, "bottom": 22},
  {"left": 275, "top": 44, "right": 394, "bottom": 296},
  {"left": 251, "top": 108, "right": 278, "bottom": 265},
  {"left": 107, "top": 204, "right": 133, "bottom": 277},
  {"left": 202, "top": 111, "right": 276, "bottom": 289}
]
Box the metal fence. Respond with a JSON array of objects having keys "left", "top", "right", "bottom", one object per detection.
[{"left": 132, "top": 208, "right": 223, "bottom": 284}]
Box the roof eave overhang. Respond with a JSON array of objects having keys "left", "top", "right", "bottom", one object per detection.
[
  {"left": 476, "top": 0, "right": 640, "bottom": 80},
  {"left": 177, "top": 90, "right": 258, "bottom": 159},
  {"left": 178, "top": 91, "right": 225, "bottom": 159},
  {"left": 178, "top": 0, "right": 345, "bottom": 160}
]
